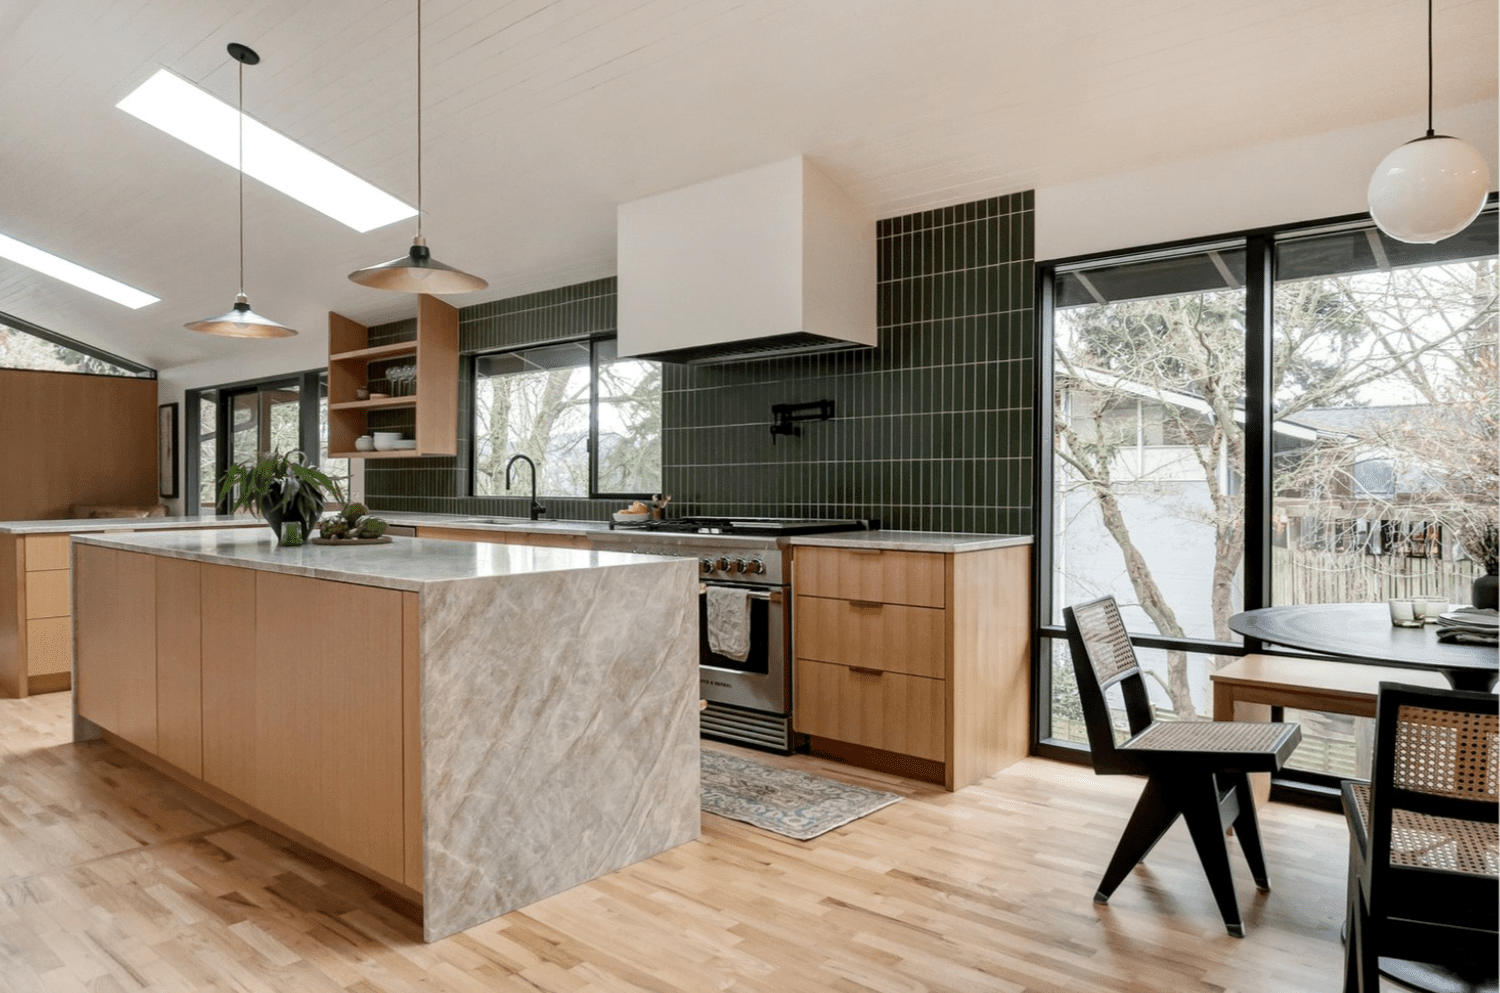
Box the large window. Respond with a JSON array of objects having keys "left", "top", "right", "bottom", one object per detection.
[
  {"left": 186, "top": 369, "right": 340, "bottom": 513},
  {"left": 0, "top": 310, "right": 152, "bottom": 378},
  {"left": 1040, "top": 209, "right": 1498, "bottom": 773},
  {"left": 473, "top": 337, "right": 661, "bottom": 498}
]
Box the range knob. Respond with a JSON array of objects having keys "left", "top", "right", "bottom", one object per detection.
[
  {"left": 699, "top": 557, "right": 715, "bottom": 572},
  {"left": 732, "top": 558, "right": 748, "bottom": 573},
  {"left": 746, "top": 559, "right": 766, "bottom": 575},
  {"left": 714, "top": 557, "right": 730, "bottom": 572}
]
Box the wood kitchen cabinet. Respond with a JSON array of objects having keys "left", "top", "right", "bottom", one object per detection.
[
  {"left": 327, "top": 295, "right": 459, "bottom": 459},
  {"left": 792, "top": 542, "right": 1031, "bottom": 790},
  {"left": 74, "top": 545, "right": 159, "bottom": 753}
]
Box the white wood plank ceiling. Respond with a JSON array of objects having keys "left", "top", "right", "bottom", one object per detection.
[{"left": 0, "top": 0, "right": 1494, "bottom": 370}]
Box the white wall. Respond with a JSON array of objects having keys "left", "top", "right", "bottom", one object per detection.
[{"left": 1035, "top": 98, "right": 1498, "bottom": 262}]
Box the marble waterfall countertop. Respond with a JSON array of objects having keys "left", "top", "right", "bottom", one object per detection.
[
  {"left": 72, "top": 522, "right": 701, "bottom": 942},
  {"left": 71, "top": 527, "right": 690, "bottom": 592},
  {"left": 0, "top": 513, "right": 262, "bottom": 535}
]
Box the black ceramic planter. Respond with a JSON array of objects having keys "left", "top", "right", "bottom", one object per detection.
[{"left": 1473, "top": 573, "right": 1499, "bottom": 610}]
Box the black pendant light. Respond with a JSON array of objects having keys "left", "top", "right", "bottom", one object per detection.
[
  {"left": 348, "top": 0, "right": 487, "bottom": 293},
  {"left": 186, "top": 43, "right": 297, "bottom": 338}
]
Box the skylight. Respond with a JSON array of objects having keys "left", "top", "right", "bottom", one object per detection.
[
  {"left": 117, "top": 69, "right": 416, "bottom": 234},
  {"left": 0, "top": 233, "right": 159, "bottom": 309}
]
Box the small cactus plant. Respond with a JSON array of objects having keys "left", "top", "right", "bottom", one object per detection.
[
  {"left": 342, "top": 501, "right": 369, "bottom": 524},
  {"left": 318, "top": 516, "right": 349, "bottom": 540}
]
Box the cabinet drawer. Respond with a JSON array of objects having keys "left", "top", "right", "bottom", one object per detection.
[
  {"left": 794, "top": 547, "right": 945, "bottom": 608},
  {"left": 794, "top": 658, "right": 944, "bottom": 762},
  {"left": 25, "top": 569, "right": 71, "bottom": 618},
  {"left": 27, "top": 616, "right": 72, "bottom": 676},
  {"left": 417, "top": 526, "right": 505, "bottom": 544},
  {"left": 794, "top": 595, "right": 945, "bottom": 678},
  {"left": 25, "top": 535, "right": 71, "bottom": 571}
]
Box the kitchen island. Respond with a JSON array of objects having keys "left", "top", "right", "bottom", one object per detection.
[{"left": 70, "top": 529, "right": 701, "bottom": 940}]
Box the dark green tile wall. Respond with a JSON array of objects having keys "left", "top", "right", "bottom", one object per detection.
[{"left": 366, "top": 194, "right": 1035, "bottom": 533}]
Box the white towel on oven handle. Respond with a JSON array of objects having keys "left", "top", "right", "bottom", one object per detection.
[{"left": 705, "top": 586, "right": 752, "bottom": 662}]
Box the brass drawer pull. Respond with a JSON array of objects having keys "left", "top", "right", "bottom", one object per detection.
[
  {"left": 847, "top": 665, "right": 884, "bottom": 676},
  {"left": 848, "top": 600, "right": 884, "bottom": 610}
]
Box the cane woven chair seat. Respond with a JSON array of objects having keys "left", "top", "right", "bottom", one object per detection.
[
  {"left": 1348, "top": 782, "right": 1499, "bottom": 877},
  {"left": 1125, "top": 720, "right": 1297, "bottom": 755}
]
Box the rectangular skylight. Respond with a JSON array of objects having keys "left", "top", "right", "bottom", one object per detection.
[
  {"left": 0, "top": 233, "right": 159, "bottom": 309},
  {"left": 117, "top": 69, "right": 416, "bottom": 233}
]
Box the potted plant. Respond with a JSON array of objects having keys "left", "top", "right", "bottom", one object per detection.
[
  {"left": 218, "top": 450, "right": 344, "bottom": 542},
  {"left": 1456, "top": 521, "right": 1499, "bottom": 609}
]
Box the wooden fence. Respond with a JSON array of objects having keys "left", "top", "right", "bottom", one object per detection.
[{"left": 1271, "top": 546, "right": 1483, "bottom": 605}]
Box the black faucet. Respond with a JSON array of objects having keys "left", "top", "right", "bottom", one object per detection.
[{"left": 504, "top": 454, "right": 547, "bottom": 521}]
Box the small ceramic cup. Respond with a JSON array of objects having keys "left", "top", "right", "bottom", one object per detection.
[
  {"left": 1388, "top": 599, "right": 1422, "bottom": 627},
  {"left": 355, "top": 435, "right": 375, "bottom": 452}
]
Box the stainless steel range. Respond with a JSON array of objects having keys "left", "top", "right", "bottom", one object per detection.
[{"left": 593, "top": 517, "right": 870, "bottom": 752}]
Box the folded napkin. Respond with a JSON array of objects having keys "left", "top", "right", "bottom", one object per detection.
[
  {"left": 706, "top": 586, "right": 752, "bottom": 662},
  {"left": 1435, "top": 607, "right": 1499, "bottom": 645}
]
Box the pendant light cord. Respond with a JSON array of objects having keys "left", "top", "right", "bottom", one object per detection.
[
  {"left": 238, "top": 57, "right": 246, "bottom": 296},
  {"left": 416, "top": 0, "right": 423, "bottom": 239},
  {"left": 1425, "top": 0, "right": 1434, "bottom": 137}
]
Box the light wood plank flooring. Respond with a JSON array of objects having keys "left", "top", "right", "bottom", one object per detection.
[{"left": 0, "top": 692, "right": 1358, "bottom": 992}]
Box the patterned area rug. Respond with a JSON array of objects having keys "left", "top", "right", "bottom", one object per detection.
[{"left": 700, "top": 749, "right": 902, "bottom": 840}]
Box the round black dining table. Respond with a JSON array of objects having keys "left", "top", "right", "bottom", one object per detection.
[{"left": 1229, "top": 603, "right": 1498, "bottom": 692}]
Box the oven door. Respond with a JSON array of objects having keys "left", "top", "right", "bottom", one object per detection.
[{"left": 698, "top": 582, "right": 790, "bottom": 715}]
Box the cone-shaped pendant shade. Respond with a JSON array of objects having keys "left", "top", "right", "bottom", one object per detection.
[
  {"left": 348, "top": 236, "right": 488, "bottom": 293},
  {"left": 186, "top": 294, "right": 297, "bottom": 338}
]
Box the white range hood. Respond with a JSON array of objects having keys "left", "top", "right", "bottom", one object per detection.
[{"left": 616, "top": 156, "right": 876, "bottom": 364}]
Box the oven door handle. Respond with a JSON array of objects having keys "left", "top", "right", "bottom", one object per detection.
[{"left": 699, "top": 584, "right": 781, "bottom": 604}]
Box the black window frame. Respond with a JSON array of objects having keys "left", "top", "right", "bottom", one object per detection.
[
  {"left": 0, "top": 309, "right": 155, "bottom": 378},
  {"left": 185, "top": 368, "right": 328, "bottom": 515},
  {"left": 468, "top": 334, "right": 662, "bottom": 501},
  {"left": 1031, "top": 198, "right": 1500, "bottom": 796}
]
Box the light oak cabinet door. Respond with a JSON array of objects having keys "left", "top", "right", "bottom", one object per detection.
[
  {"left": 155, "top": 557, "right": 202, "bottom": 777},
  {"left": 201, "top": 563, "right": 259, "bottom": 802},
  {"left": 795, "top": 659, "right": 945, "bottom": 761},
  {"left": 75, "top": 546, "right": 158, "bottom": 752},
  {"left": 794, "top": 547, "right": 946, "bottom": 608},
  {"left": 793, "top": 595, "right": 945, "bottom": 678},
  {"left": 252, "top": 571, "right": 406, "bottom": 882}
]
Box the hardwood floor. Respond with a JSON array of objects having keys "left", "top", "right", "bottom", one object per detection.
[{"left": 0, "top": 692, "right": 1358, "bottom": 992}]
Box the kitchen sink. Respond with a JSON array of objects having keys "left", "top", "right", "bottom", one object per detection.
[{"left": 461, "top": 517, "right": 594, "bottom": 529}]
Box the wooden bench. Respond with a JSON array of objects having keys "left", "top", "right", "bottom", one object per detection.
[{"left": 1210, "top": 654, "right": 1450, "bottom": 806}]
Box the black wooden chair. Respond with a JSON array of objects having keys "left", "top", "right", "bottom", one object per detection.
[
  {"left": 1341, "top": 682, "right": 1498, "bottom": 993},
  {"left": 1062, "top": 595, "right": 1301, "bottom": 937}
]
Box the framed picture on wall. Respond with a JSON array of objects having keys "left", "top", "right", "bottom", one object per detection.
[{"left": 158, "top": 402, "right": 179, "bottom": 499}]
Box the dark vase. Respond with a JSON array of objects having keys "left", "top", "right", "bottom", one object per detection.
[
  {"left": 1473, "top": 572, "right": 1499, "bottom": 610},
  {"left": 263, "top": 481, "right": 322, "bottom": 543}
]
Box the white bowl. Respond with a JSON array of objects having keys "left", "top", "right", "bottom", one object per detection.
[
  {"left": 372, "top": 431, "right": 402, "bottom": 441},
  {"left": 612, "top": 511, "right": 650, "bottom": 523}
]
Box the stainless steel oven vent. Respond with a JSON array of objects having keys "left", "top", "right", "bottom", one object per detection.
[{"left": 700, "top": 701, "right": 793, "bottom": 753}]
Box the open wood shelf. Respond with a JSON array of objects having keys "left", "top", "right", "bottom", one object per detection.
[
  {"left": 329, "top": 395, "right": 419, "bottom": 412},
  {"left": 330, "top": 342, "right": 419, "bottom": 363},
  {"left": 328, "top": 449, "right": 426, "bottom": 460},
  {"left": 327, "top": 297, "right": 458, "bottom": 458}
]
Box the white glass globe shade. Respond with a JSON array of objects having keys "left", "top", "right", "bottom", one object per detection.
[{"left": 1368, "top": 135, "right": 1491, "bottom": 244}]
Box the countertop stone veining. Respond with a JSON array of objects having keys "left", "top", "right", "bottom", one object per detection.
[
  {"left": 0, "top": 514, "right": 262, "bottom": 535},
  {"left": 72, "top": 528, "right": 692, "bottom": 592}
]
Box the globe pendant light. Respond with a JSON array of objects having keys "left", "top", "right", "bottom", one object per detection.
[
  {"left": 1367, "top": 0, "right": 1490, "bottom": 244},
  {"left": 186, "top": 43, "right": 297, "bottom": 338},
  {"left": 348, "top": 0, "right": 487, "bottom": 293}
]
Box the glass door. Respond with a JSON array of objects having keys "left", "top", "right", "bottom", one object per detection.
[{"left": 217, "top": 380, "right": 302, "bottom": 512}]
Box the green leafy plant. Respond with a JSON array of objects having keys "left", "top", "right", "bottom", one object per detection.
[{"left": 218, "top": 450, "right": 344, "bottom": 525}]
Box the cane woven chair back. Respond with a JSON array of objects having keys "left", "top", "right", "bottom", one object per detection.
[{"left": 1062, "top": 596, "right": 1157, "bottom": 767}]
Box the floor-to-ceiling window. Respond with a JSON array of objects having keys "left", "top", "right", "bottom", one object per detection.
[{"left": 1037, "top": 207, "right": 1497, "bottom": 787}]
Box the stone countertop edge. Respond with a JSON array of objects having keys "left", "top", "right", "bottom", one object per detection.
[
  {"left": 784, "top": 531, "right": 1034, "bottom": 553},
  {"left": 70, "top": 529, "right": 692, "bottom": 594},
  {"left": 0, "top": 514, "right": 262, "bottom": 535},
  {"left": 372, "top": 511, "right": 1035, "bottom": 551}
]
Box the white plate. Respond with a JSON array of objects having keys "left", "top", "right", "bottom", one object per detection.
[
  {"left": 390, "top": 439, "right": 417, "bottom": 450},
  {"left": 1439, "top": 610, "right": 1498, "bottom": 626}
]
